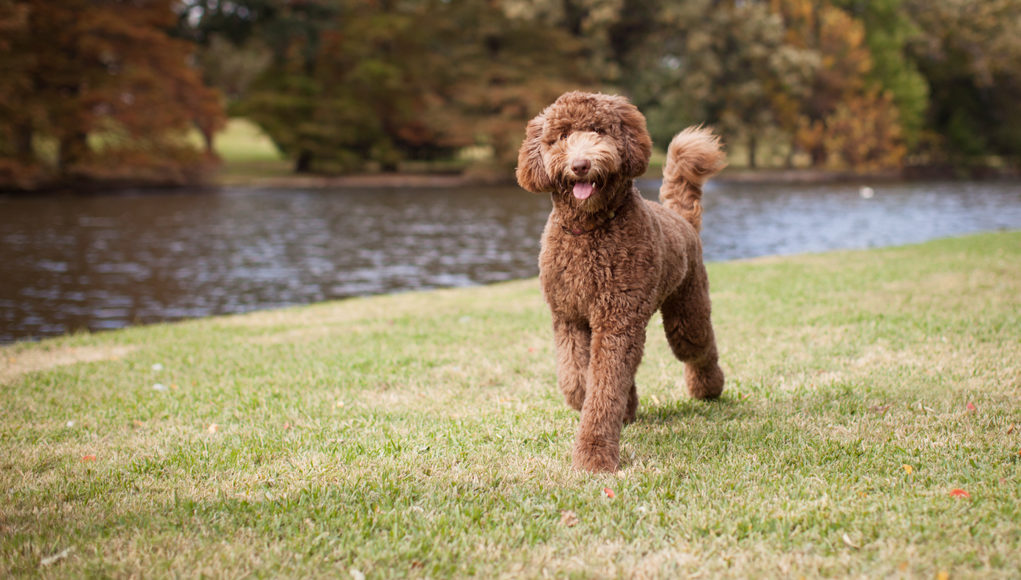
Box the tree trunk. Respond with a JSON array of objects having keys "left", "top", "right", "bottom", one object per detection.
[
  {"left": 58, "top": 131, "right": 89, "bottom": 173},
  {"left": 202, "top": 127, "right": 215, "bottom": 156},
  {"left": 810, "top": 145, "right": 827, "bottom": 168},
  {"left": 748, "top": 134, "right": 758, "bottom": 169},
  {"left": 14, "top": 122, "right": 34, "bottom": 161},
  {"left": 294, "top": 150, "right": 313, "bottom": 173}
]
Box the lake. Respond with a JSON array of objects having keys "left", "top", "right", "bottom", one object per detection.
[{"left": 2, "top": 179, "right": 1019, "bottom": 343}]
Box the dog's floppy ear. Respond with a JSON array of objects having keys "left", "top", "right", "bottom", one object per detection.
[
  {"left": 615, "top": 96, "right": 653, "bottom": 178},
  {"left": 516, "top": 112, "right": 553, "bottom": 193}
]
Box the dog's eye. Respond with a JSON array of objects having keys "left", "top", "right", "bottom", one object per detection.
[
  {"left": 594, "top": 127, "right": 605, "bottom": 135},
  {"left": 558, "top": 132, "right": 568, "bottom": 141}
]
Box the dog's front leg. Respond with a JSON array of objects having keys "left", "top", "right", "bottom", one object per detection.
[
  {"left": 573, "top": 326, "right": 646, "bottom": 472},
  {"left": 553, "top": 317, "right": 590, "bottom": 410}
]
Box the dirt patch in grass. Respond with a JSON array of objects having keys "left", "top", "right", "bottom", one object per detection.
[{"left": 0, "top": 345, "right": 137, "bottom": 384}]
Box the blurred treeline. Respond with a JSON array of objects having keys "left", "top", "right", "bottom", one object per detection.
[{"left": 2, "top": 0, "right": 1020, "bottom": 186}]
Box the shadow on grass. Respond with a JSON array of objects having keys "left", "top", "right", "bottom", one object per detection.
[{"left": 637, "top": 393, "right": 749, "bottom": 425}]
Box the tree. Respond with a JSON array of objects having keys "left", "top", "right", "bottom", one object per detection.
[
  {"left": 627, "top": 0, "right": 818, "bottom": 168},
  {"left": 228, "top": 0, "right": 599, "bottom": 173},
  {"left": 830, "top": 0, "right": 928, "bottom": 148},
  {"left": 775, "top": 0, "right": 906, "bottom": 169},
  {"left": 906, "top": 0, "right": 1021, "bottom": 163},
  {"left": 237, "top": 0, "right": 453, "bottom": 173},
  {"left": 0, "top": 0, "right": 225, "bottom": 187},
  {"left": 820, "top": 90, "right": 906, "bottom": 170}
]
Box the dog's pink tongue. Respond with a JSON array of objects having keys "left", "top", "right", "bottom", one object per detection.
[{"left": 573, "top": 182, "right": 595, "bottom": 200}]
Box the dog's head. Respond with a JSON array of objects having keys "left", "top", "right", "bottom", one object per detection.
[{"left": 516, "top": 92, "right": 652, "bottom": 205}]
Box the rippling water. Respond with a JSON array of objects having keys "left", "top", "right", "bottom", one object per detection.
[{"left": 2, "top": 180, "right": 1019, "bottom": 342}]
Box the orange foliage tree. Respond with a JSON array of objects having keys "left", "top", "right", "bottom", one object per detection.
[
  {"left": 0, "top": 0, "right": 224, "bottom": 188},
  {"left": 775, "top": 0, "right": 905, "bottom": 169}
]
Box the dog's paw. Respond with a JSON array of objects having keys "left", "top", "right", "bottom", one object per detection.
[
  {"left": 572, "top": 439, "right": 620, "bottom": 472},
  {"left": 686, "top": 362, "right": 724, "bottom": 400}
]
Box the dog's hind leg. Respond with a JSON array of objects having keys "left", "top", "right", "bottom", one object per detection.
[
  {"left": 661, "top": 264, "right": 725, "bottom": 399},
  {"left": 624, "top": 382, "right": 638, "bottom": 425},
  {"left": 554, "top": 317, "right": 591, "bottom": 411}
]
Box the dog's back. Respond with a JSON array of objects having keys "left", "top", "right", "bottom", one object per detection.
[{"left": 659, "top": 127, "right": 727, "bottom": 233}]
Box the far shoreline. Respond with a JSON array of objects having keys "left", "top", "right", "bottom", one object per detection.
[
  {"left": 214, "top": 165, "right": 1018, "bottom": 190},
  {"left": 4, "top": 165, "right": 1017, "bottom": 195}
]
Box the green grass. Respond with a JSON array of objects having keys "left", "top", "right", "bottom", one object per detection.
[
  {"left": 211, "top": 118, "right": 292, "bottom": 183},
  {"left": 2, "top": 232, "right": 1019, "bottom": 578}
]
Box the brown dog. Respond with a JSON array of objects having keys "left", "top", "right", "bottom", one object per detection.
[{"left": 516, "top": 91, "right": 727, "bottom": 472}]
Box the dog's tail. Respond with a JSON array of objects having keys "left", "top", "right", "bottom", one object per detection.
[{"left": 659, "top": 126, "right": 727, "bottom": 233}]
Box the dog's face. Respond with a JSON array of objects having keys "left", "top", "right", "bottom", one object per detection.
[{"left": 516, "top": 92, "right": 653, "bottom": 206}]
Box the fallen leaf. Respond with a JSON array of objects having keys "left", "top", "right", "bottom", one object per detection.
[
  {"left": 602, "top": 487, "right": 615, "bottom": 499},
  {"left": 207, "top": 423, "right": 218, "bottom": 434},
  {"left": 1008, "top": 425, "right": 1015, "bottom": 434},
  {"left": 936, "top": 571, "right": 949, "bottom": 580},
  {"left": 841, "top": 533, "right": 860, "bottom": 549},
  {"left": 902, "top": 464, "right": 913, "bottom": 475},
  {"left": 283, "top": 422, "right": 291, "bottom": 430},
  {"left": 81, "top": 455, "right": 96, "bottom": 462},
  {"left": 350, "top": 568, "right": 366, "bottom": 580},
  {"left": 949, "top": 489, "right": 970, "bottom": 498},
  {"left": 966, "top": 401, "right": 977, "bottom": 412},
  {"left": 897, "top": 561, "right": 909, "bottom": 572},
  {"left": 559, "top": 510, "right": 579, "bottom": 527}
]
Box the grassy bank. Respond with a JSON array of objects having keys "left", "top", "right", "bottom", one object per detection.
[
  {"left": 2, "top": 232, "right": 1019, "bottom": 578},
  {"left": 212, "top": 118, "right": 292, "bottom": 184}
]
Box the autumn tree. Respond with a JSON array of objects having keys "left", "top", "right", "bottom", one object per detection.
[
  {"left": 830, "top": 0, "right": 928, "bottom": 148},
  {"left": 774, "top": 0, "right": 906, "bottom": 169},
  {"left": 0, "top": 0, "right": 225, "bottom": 188}
]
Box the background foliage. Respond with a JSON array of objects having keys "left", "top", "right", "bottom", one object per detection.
[{"left": 1, "top": 0, "right": 1019, "bottom": 182}]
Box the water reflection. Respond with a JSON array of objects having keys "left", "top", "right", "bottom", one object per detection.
[{"left": 1, "top": 180, "right": 1019, "bottom": 342}]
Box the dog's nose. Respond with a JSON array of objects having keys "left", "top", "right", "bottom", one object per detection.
[{"left": 572, "top": 158, "right": 591, "bottom": 176}]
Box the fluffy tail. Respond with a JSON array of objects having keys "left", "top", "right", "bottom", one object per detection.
[{"left": 659, "top": 126, "right": 727, "bottom": 233}]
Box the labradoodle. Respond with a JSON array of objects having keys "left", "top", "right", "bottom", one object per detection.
[{"left": 516, "top": 91, "right": 727, "bottom": 472}]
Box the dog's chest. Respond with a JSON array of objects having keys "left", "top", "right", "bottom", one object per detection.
[{"left": 539, "top": 225, "right": 656, "bottom": 321}]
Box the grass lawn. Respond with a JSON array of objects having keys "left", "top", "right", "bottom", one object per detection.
[
  {"left": 2, "top": 232, "right": 1019, "bottom": 578},
  {"left": 211, "top": 118, "right": 292, "bottom": 183}
]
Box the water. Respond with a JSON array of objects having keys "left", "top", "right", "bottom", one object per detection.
[{"left": 2, "top": 180, "right": 1019, "bottom": 343}]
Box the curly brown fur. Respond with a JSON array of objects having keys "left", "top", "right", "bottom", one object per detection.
[
  {"left": 516, "top": 91, "right": 726, "bottom": 472},
  {"left": 660, "top": 127, "right": 727, "bottom": 233}
]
